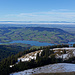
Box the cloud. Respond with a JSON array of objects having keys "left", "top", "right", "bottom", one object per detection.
[
  {"left": 4, "top": 9, "right": 75, "bottom": 21},
  {"left": 17, "top": 13, "right": 38, "bottom": 17}
]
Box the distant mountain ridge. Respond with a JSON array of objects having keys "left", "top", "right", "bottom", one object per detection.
[
  {"left": 0, "top": 21, "right": 74, "bottom": 23},
  {"left": 27, "top": 27, "right": 71, "bottom": 34}
]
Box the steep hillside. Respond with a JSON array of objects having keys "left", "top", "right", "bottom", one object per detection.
[
  {"left": 0, "top": 27, "right": 75, "bottom": 44},
  {"left": 10, "top": 63, "right": 75, "bottom": 75},
  {"left": 10, "top": 47, "right": 75, "bottom": 75},
  {"left": 0, "top": 44, "right": 31, "bottom": 61},
  {"left": 0, "top": 44, "right": 74, "bottom": 75}
]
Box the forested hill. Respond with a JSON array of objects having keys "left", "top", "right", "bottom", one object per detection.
[
  {"left": 26, "top": 27, "right": 72, "bottom": 35},
  {"left": 0, "top": 27, "right": 75, "bottom": 44},
  {"left": 0, "top": 44, "right": 31, "bottom": 61}
]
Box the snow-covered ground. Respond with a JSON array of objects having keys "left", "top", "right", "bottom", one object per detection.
[
  {"left": 53, "top": 47, "right": 75, "bottom": 50},
  {"left": 10, "top": 47, "right": 75, "bottom": 67},
  {"left": 18, "top": 47, "right": 75, "bottom": 62},
  {"left": 17, "top": 47, "right": 75, "bottom": 62},
  {"left": 18, "top": 50, "right": 43, "bottom": 62},
  {"left": 10, "top": 47, "right": 75, "bottom": 75},
  {"left": 53, "top": 47, "right": 75, "bottom": 60},
  {"left": 10, "top": 63, "right": 75, "bottom": 75}
]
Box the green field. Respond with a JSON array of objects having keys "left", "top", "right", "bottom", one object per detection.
[{"left": 0, "top": 27, "right": 75, "bottom": 44}]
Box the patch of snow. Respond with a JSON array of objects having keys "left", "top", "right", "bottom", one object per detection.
[
  {"left": 53, "top": 47, "right": 75, "bottom": 60},
  {"left": 18, "top": 50, "right": 43, "bottom": 62},
  {"left": 21, "top": 58, "right": 30, "bottom": 62},
  {"left": 10, "top": 65, "right": 14, "bottom": 68},
  {"left": 53, "top": 47, "right": 75, "bottom": 50},
  {"left": 56, "top": 54, "right": 68, "bottom": 60},
  {"left": 73, "top": 50, "right": 75, "bottom": 56},
  {"left": 60, "top": 51, "right": 63, "bottom": 53}
]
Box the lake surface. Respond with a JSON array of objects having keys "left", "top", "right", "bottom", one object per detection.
[
  {"left": 0, "top": 40, "right": 54, "bottom": 46},
  {"left": 68, "top": 42, "right": 75, "bottom": 46},
  {"left": 0, "top": 40, "right": 75, "bottom": 46}
]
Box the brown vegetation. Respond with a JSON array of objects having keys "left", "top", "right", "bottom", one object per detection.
[{"left": 34, "top": 72, "right": 75, "bottom": 75}]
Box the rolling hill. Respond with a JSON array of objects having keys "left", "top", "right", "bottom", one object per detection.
[{"left": 0, "top": 27, "right": 75, "bottom": 44}]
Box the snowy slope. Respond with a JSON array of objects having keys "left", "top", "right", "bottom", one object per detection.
[
  {"left": 10, "top": 47, "right": 75, "bottom": 74},
  {"left": 10, "top": 63, "right": 75, "bottom": 75},
  {"left": 18, "top": 50, "right": 43, "bottom": 62},
  {"left": 53, "top": 47, "right": 75, "bottom": 60}
]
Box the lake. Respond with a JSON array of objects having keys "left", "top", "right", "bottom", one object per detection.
[
  {"left": 68, "top": 42, "right": 75, "bottom": 46},
  {"left": 0, "top": 40, "right": 75, "bottom": 46},
  {"left": 0, "top": 40, "right": 54, "bottom": 46}
]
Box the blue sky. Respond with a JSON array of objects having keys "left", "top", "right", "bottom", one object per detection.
[{"left": 0, "top": 0, "right": 75, "bottom": 22}]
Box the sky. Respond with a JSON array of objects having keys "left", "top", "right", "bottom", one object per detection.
[{"left": 0, "top": 0, "right": 75, "bottom": 22}]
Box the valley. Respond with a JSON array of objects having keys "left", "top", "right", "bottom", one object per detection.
[
  {"left": 0, "top": 27, "right": 75, "bottom": 44},
  {"left": 0, "top": 25, "right": 75, "bottom": 75},
  {"left": 1, "top": 0, "right": 75, "bottom": 75}
]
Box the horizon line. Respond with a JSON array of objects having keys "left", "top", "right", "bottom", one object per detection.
[{"left": 0, "top": 22, "right": 75, "bottom": 25}]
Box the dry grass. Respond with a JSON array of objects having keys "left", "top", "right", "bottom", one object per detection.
[{"left": 33, "top": 72, "right": 75, "bottom": 75}]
